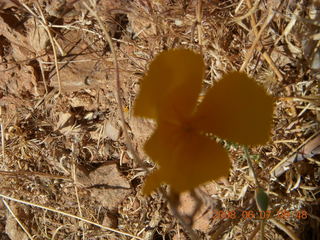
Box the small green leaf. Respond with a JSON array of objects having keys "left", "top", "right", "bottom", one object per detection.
[{"left": 255, "top": 188, "right": 269, "bottom": 212}]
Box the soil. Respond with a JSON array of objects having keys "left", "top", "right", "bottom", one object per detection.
[{"left": 0, "top": 0, "right": 319, "bottom": 240}]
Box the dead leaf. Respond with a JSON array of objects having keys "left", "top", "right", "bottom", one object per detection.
[
  {"left": 302, "top": 133, "right": 320, "bottom": 157},
  {"left": 273, "top": 134, "right": 320, "bottom": 177},
  {"left": 26, "top": 18, "right": 49, "bottom": 54},
  {"left": 56, "top": 112, "right": 72, "bottom": 129}
]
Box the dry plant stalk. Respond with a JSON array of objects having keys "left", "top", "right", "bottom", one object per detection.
[
  {"left": 0, "top": 107, "right": 5, "bottom": 165},
  {"left": 0, "top": 170, "right": 70, "bottom": 180},
  {"left": 0, "top": 193, "right": 143, "bottom": 239},
  {"left": 240, "top": 6, "right": 276, "bottom": 72},
  {"left": 269, "top": 218, "right": 300, "bottom": 240},
  {"left": 21, "top": 2, "right": 62, "bottom": 95},
  {"left": 196, "top": 0, "right": 203, "bottom": 51},
  {"left": 2, "top": 199, "right": 34, "bottom": 239},
  {"left": 82, "top": 1, "right": 145, "bottom": 169},
  {"left": 244, "top": 0, "right": 283, "bottom": 81}
]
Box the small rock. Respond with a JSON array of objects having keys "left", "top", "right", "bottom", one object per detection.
[
  {"left": 5, "top": 205, "right": 28, "bottom": 240},
  {"left": 102, "top": 212, "right": 118, "bottom": 228},
  {"left": 76, "top": 164, "right": 131, "bottom": 210}
]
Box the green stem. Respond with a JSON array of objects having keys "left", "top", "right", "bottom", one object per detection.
[
  {"left": 244, "top": 147, "right": 265, "bottom": 239},
  {"left": 244, "top": 146, "right": 260, "bottom": 187},
  {"left": 260, "top": 220, "right": 265, "bottom": 240}
]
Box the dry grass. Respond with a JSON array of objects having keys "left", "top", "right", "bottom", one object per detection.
[{"left": 0, "top": 0, "right": 319, "bottom": 239}]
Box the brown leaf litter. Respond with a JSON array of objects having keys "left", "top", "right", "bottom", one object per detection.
[{"left": 0, "top": 0, "right": 319, "bottom": 239}]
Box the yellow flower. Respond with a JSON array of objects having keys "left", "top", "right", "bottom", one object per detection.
[{"left": 134, "top": 49, "right": 274, "bottom": 194}]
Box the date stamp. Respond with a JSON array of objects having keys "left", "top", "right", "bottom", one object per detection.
[{"left": 212, "top": 210, "right": 308, "bottom": 220}]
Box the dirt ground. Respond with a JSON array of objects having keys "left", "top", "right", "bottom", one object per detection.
[{"left": 0, "top": 0, "right": 319, "bottom": 239}]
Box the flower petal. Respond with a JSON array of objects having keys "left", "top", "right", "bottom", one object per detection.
[
  {"left": 142, "top": 122, "right": 183, "bottom": 194},
  {"left": 143, "top": 171, "right": 163, "bottom": 195},
  {"left": 191, "top": 71, "right": 274, "bottom": 145},
  {"left": 143, "top": 122, "right": 231, "bottom": 193},
  {"left": 134, "top": 49, "right": 204, "bottom": 123}
]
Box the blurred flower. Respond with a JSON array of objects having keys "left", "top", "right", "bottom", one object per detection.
[{"left": 134, "top": 49, "right": 274, "bottom": 194}]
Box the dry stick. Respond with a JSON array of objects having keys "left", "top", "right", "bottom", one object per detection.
[
  {"left": 0, "top": 170, "right": 71, "bottom": 180},
  {"left": 0, "top": 193, "right": 143, "bottom": 240},
  {"left": 245, "top": 0, "right": 283, "bottom": 81},
  {"left": 280, "top": 96, "right": 320, "bottom": 103},
  {"left": 234, "top": 0, "right": 259, "bottom": 21},
  {"left": 25, "top": 88, "right": 57, "bottom": 120},
  {"left": 34, "top": 2, "right": 62, "bottom": 95},
  {"left": 240, "top": 8, "right": 275, "bottom": 72},
  {"left": 269, "top": 218, "right": 300, "bottom": 240},
  {"left": 52, "top": 225, "right": 68, "bottom": 240},
  {"left": 0, "top": 53, "right": 47, "bottom": 67},
  {"left": 2, "top": 199, "right": 34, "bottom": 240},
  {"left": 83, "top": 2, "right": 145, "bottom": 168},
  {"left": 244, "top": 147, "right": 265, "bottom": 240},
  {"left": 0, "top": 107, "right": 5, "bottom": 165},
  {"left": 270, "top": 130, "right": 320, "bottom": 175},
  {"left": 38, "top": 60, "right": 48, "bottom": 94},
  {"left": 196, "top": 0, "right": 203, "bottom": 52},
  {"left": 71, "top": 143, "right": 85, "bottom": 240},
  {"left": 20, "top": 2, "right": 62, "bottom": 95}
]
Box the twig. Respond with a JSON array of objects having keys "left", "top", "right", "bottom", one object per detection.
[
  {"left": 240, "top": 7, "right": 275, "bottom": 72},
  {"left": 0, "top": 107, "right": 5, "bottom": 165},
  {"left": 71, "top": 143, "right": 85, "bottom": 239},
  {"left": 2, "top": 199, "right": 34, "bottom": 239},
  {"left": 279, "top": 96, "right": 320, "bottom": 103},
  {"left": 244, "top": 0, "right": 283, "bottom": 81},
  {"left": 0, "top": 193, "right": 143, "bottom": 239},
  {"left": 38, "top": 60, "right": 48, "bottom": 94},
  {"left": 20, "top": 2, "right": 62, "bottom": 95},
  {"left": 269, "top": 218, "right": 300, "bottom": 240},
  {"left": 196, "top": 0, "right": 203, "bottom": 52},
  {"left": 34, "top": 1, "right": 62, "bottom": 95},
  {"left": 270, "top": 130, "right": 320, "bottom": 176},
  {"left": 83, "top": 1, "right": 145, "bottom": 168},
  {"left": 0, "top": 170, "right": 70, "bottom": 180}
]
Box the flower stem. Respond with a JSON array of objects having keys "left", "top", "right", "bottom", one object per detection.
[{"left": 244, "top": 146, "right": 260, "bottom": 188}]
